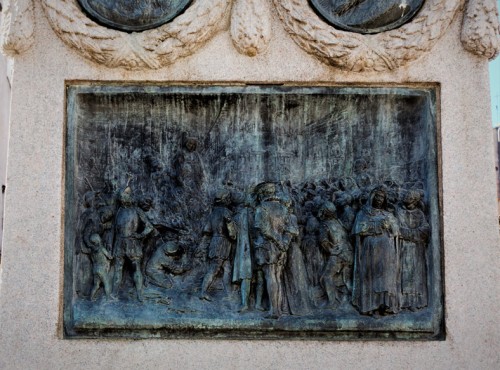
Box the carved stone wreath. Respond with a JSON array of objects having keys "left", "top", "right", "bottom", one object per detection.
[
  {"left": 41, "top": 0, "right": 232, "bottom": 70},
  {"left": 273, "top": 0, "right": 465, "bottom": 72},
  {"left": 2, "top": 0, "right": 498, "bottom": 71}
]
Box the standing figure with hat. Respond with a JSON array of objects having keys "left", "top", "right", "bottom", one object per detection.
[
  {"left": 199, "top": 189, "right": 237, "bottom": 301},
  {"left": 253, "top": 182, "right": 295, "bottom": 318}
]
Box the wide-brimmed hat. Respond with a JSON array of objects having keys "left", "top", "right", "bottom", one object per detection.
[
  {"left": 162, "top": 241, "right": 180, "bottom": 255},
  {"left": 214, "top": 189, "right": 231, "bottom": 203},
  {"left": 254, "top": 182, "right": 276, "bottom": 197}
]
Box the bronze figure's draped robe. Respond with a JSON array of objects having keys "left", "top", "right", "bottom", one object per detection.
[
  {"left": 232, "top": 206, "right": 252, "bottom": 283},
  {"left": 283, "top": 213, "right": 313, "bottom": 315},
  {"left": 352, "top": 191, "right": 400, "bottom": 315},
  {"left": 301, "top": 213, "right": 323, "bottom": 286},
  {"left": 396, "top": 204, "right": 429, "bottom": 310}
]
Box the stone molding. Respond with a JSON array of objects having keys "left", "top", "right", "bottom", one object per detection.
[
  {"left": 41, "top": 0, "right": 231, "bottom": 70},
  {"left": 461, "top": 0, "right": 500, "bottom": 60},
  {"left": 230, "top": 0, "right": 271, "bottom": 57},
  {"left": 0, "top": 0, "right": 35, "bottom": 56}
]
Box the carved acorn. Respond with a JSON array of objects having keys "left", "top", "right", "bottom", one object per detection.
[{"left": 230, "top": 0, "right": 271, "bottom": 57}]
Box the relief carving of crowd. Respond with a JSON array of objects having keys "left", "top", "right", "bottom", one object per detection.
[{"left": 76, "top": 138, "right": 430, "bottom": 319}]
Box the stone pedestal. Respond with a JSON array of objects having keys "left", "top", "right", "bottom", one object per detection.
[{"left": 0, "top": 0, "right": 499, "bottom": 368}]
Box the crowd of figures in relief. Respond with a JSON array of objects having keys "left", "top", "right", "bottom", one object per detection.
[{"left": 76, "top": 136, "right": 430, "bottom": 319}]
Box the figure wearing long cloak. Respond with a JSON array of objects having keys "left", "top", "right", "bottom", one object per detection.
[
  {"left": 352, "top": 190, "right": 400, "bottom": 315},
  {"left": 396, "top": 204, "right": 429, "bottom": 310},
  {"left": 231, "top": 198, "right": 253, "bottom": 310},
  {"left": 283, "top": 213, "right": 313, "bottom": 315},
  {"left": 300, "top": 213, "right": 323, "bottom": 286},
  {"left": 232, "top": 206, "right": 252, "bottom": 283}
]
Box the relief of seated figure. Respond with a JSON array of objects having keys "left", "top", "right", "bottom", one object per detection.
[{"left": 146, "top": 241, "right": 190, "bottom": 289}]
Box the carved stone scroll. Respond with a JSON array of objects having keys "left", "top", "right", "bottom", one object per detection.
[
  {"left": 41, "top": 0, "right": 232, "bottom": 70},
  {"left": 461, "top": 0, "right": 500, "bottom": 60},
  {"left": 230, "top": 0, "right": 271, "bottom": 57},
  {"left": 0, "top": 0, "right": 35, "bottom": 56},
  {"left": 272, "top": 0, "right": 464, "bottom": 72}
]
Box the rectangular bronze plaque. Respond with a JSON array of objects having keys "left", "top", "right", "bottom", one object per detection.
[{"left": 64, "top": 84, "right": 443, "bottom": 339}]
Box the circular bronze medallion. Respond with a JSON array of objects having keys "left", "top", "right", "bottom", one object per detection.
[
  {"left": 309, "top": 0, "right": 426, "bottom": 34},
  {"left": 77, "top": 0, "right": 193, "bottom": 32}
]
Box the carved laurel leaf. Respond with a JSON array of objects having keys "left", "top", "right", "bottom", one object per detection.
[
  {"left": 461, "top": 0, "right": 500, "bottom": 60},
  {"left": 273, "top": 0, "right": 464, "bottom": 72},
  {"left": 0, "top": 0, "right": 35, "bottom": 56},
  {"left": 41, "top": 0, "right": 232, "bottom": 70},
  {"left": 230, "top": 0, "right": 272, "bottom": 57}
]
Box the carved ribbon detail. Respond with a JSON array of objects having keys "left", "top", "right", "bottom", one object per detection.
[
  {"left": 0, "top": 0, "right": 35, "bottom": 56},
  {"left": 41, "top": 0, "right": 232, "bottom": 70},
  {"left": 230, "top": 0, "right": 271, "bottom": 57},
  {"left": 461, "top": 0, "right": 500, "bottom": 60}
]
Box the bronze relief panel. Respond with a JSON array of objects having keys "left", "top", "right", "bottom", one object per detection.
[{"left": 64, "top": 85, "right": 443, "bottom": 339}]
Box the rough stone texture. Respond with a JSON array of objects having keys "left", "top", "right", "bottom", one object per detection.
[
  {"left": 461, "top": 0, "right": 500, "bottom": 60},
  {"left": 0, "top": 0, "right": 35, "bottom": 56},
  {"left": 230, "top": 0, "right": 271, "bottom": 57},
  {"left": 0, "top": 2, "right": 498, "bottom": 370},
  {"left": 0, "top": 53, "right": 11, "bottom": 254}
]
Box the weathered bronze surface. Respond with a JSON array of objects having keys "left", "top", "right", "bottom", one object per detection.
[
  {"left": 309, "top": 0, "right": 426, "bottom": 34},
  {"left": 64, "top": 85, "right": 443, "bottom": 339},
  {"left": 77, "top": 0, "right": 192, "bottom": 32}
]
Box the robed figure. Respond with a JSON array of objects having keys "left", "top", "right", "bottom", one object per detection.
[
  {"left": 283, "top": 209, "right": 313, "bottom": 315},
  {"left": 231, "top": 190, "right": 253, "bottom": 311},
  {"left": 396, "top": 190, "right": 429, "bottom": 310},
  {"left": 352, "top": 186, "right": 400, "bottom": 315}
]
